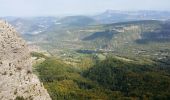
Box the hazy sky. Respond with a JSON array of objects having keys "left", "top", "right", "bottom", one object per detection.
[{"left": 0, "top": 0, "right": 170, "bottom": 16}]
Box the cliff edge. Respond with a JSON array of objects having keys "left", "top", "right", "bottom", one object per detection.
[{"left": 0, "top": 20, "right": 51, "bottom": 100}]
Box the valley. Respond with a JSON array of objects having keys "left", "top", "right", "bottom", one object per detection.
[{"left": 2, "top": 11, "right": 170, "bottom": 99}]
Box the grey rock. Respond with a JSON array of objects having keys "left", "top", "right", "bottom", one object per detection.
[{"left": 0, "top": 20, "right": 51, "bottom": 100}]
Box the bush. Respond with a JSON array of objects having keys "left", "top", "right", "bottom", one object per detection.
[{"left": 15, "top": 96, "right": 25, "bottom": 100}]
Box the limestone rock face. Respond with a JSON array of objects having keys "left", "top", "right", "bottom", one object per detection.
[{"left": 0, "top": 20, "right": 51, "bottom": 100}]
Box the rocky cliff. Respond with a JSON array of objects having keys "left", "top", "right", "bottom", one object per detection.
[{"left": 0, "top": 20, "right": 51, "bottom": 100}]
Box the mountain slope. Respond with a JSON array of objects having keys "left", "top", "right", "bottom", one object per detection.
[{"left": 83, "top": 20, "right": 170, "bottom": 47}]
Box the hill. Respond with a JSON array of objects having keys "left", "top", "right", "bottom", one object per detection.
[
  {"left": 6, "top": 17, "right": 58, "bottom": 35},
  {"left": 57, "top": 16, "right": 98, "bottom": 27}
]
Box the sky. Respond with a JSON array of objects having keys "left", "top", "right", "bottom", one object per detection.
[{"left": 0, "top": 0, "right": 170, "bottom": 16}]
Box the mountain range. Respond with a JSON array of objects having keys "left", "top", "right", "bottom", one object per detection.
[
  {"left": 1, "top": 10, "right": 170, "bottom": 59},
  {"left": 2, "top": 10, "right": 170, "bottom": 35}
]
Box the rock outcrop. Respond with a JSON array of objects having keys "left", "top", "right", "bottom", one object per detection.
[{"left": 0, "top": 20, "right": 51, "bottom": 100}]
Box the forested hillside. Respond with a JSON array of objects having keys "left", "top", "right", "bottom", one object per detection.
[
  {"left": 84, "top": 57, "right": 170, "bottom": 99},
  {"left": 33, "top": 53, "right": 170, "bottom": 100}
]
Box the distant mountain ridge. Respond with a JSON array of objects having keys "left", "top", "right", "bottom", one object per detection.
[
  {"left": 2, "top": 10, "right": 170, "bottom": 36},
  {"left": 94, "top": 10, "right": 170, "bottom": 24}
]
